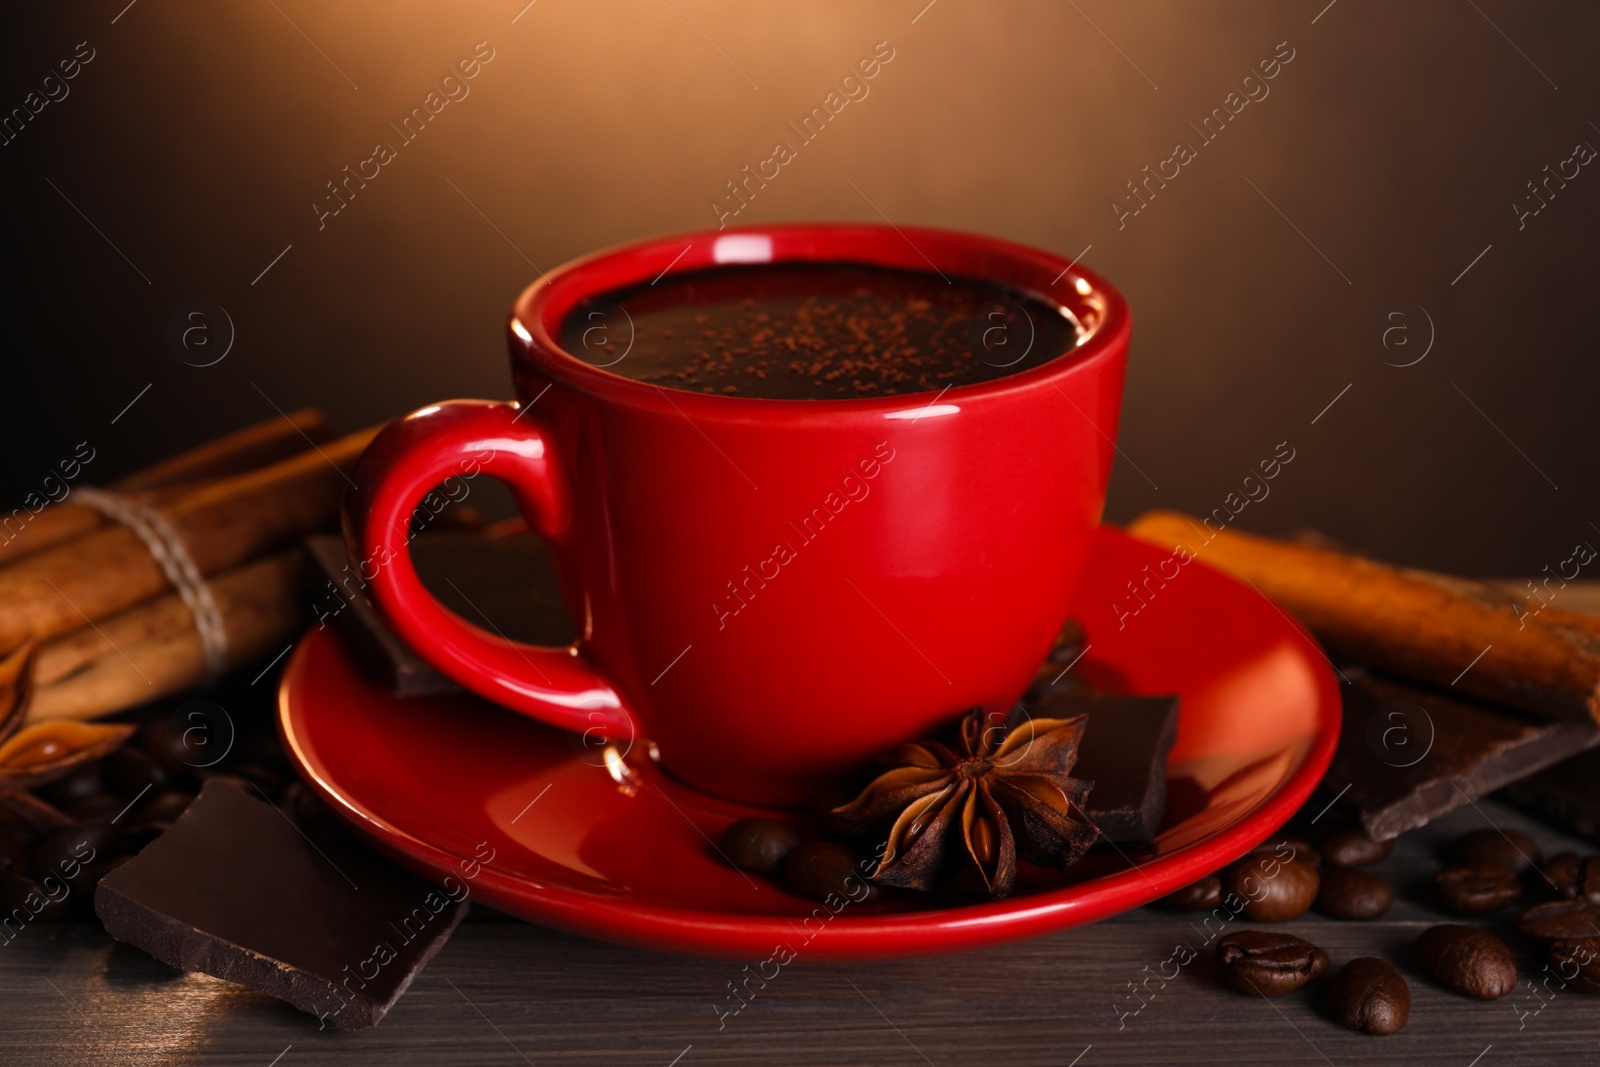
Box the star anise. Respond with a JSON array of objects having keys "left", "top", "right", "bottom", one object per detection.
[{"left": 831, "top": 707, "right": 1097, "bottom": 899}]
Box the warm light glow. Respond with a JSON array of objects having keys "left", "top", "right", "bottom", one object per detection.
[
  {"left": 712, "top": 234, "right": 772, "bottom": 264},
  {"left": 603, "top": 745, "right": 638, "bottom": 794},
  {"left": 884, "top": 403, "right": 959, "bottom": 420},
  {"left": 510, "top": 318, "right": 533, "bottom": 343}
]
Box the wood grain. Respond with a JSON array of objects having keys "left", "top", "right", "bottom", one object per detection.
[{"left": 0, "top": 798, "right": 1587, "bottom": 1065}]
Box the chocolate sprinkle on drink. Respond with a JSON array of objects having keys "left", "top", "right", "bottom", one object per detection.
[{"left": 96, "top": 780, "right": 469, "bottom": 1030}]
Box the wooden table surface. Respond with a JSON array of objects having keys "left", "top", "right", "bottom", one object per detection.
[{"left": 2, "top": 795, "right": 1593, "bottom": 1066}]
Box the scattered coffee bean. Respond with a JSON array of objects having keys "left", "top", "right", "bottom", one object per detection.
[
  {"left": 1447, "top": 828, "right": 1540, "bottom": 873},
  {"left": 1315, "top": 866, "right": 1393, "bottom": 920},
  {"left": 67, "top": 854, "right": 131, "bottom": 920},
  {"left": 103, "top": 748, "right": 173, "bottom": 799},
  {"left": 1254, "top": 837, "right": 1321, "bottom": 870},
  {"left": 0, "top": 872, "right": 70, "bottom": 922},
  {"left": 1327, "top": 957, "right": 1410, "bottom": 1035},
  {"left": 39, "top": 763, "right": 105, "bottom": 809},
  {"left": 119, "top": 823, "right": 172, "bottom": 855},
  {"left": 1223, "top": 853, "right": 1320, "bottom": 922},
  {"left": 276, "top": 782, "right": 324, "bottom": 827},
  {"left": 63, "top": 793, "right": 125, "bottom": 823},
  {"left": 1318, "top": 829, "right": 1392, "bottom": 867},
  {"left": 1415, "top": 924, "right": 1518, "bottom": 1000},
  {"left": 1434, "top": 863, "right": 1523, "bottom": 915},
  {"left": 0, "top": 838, "right": 27, "bottom": 876},
  {"left": 720, "top": 818, "right": 800, "bottom": 875},
  {"left": 1216, "top": 930, "right": 1329, "bottom": 997},
  {"left": 134, "top": 791, "right": 194, "bottom": 829},
  {"left": 1549, "top": 937, "right": 1600, "bottom": 994},
  {"left": 1534, "top": 854, "right": 1600, "bottom": 904},
  {"left": 215, "top": 763, "right": 283, "bottom": 793},
  {"left": 782, "top": 841, "right": 879, "bottom": 903},
  {"left": 1156, "top": 874, "right": 1222, "bottom": 911},
  {"left": 1579, "top": 857, "right": 1600, "bottom": 905},
  {"left": 1515, "top": 899, "right": 1600, "bottom": 942},
  {"left": 1536, "top": 851, "right": 1582, "bottom": 898},
  {"left": 135, "top": 717, "right": 197, "bottom": 778},
  {"left": 30, "top": 823, "right": 119, "bottom": 879}
]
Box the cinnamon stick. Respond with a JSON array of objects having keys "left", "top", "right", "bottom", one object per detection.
[
  {"left": 112, "top": 408, "right": 331, "bottom": 491},
  {"left": 0, "top": 426, "right": 377, "bottom": 652},
  {"left": 0, "top": 409, "right": 332, "bottom": 565},
  {"left": 1126, "top": 511, "right": 1600, "bottom": 723},
  {"left": 28, "top": 550, "right": 311, "bottom": 722}
]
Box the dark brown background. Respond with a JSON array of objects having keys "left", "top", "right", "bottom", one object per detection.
[{"left": 5, "top": 0, "right": 1597, "bottom": 576}]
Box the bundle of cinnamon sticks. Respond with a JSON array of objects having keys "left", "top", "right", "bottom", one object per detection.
[{"left": 0, "top": 411, "right": 379, "bottom": 736}]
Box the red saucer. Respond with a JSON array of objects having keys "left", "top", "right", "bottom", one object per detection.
[{"left": 279, "top": 526, "right": 1340, "bottom": 960}]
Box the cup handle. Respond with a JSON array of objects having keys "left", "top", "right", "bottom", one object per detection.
[{"left": 344, "top": 399, "right": 632, "bottom": 739}]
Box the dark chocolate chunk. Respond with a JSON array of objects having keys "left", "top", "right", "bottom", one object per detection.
[
  {"left": 1320, "top": 672, "right": 1600, "bottom": 840},
  {"left": 305, "top": 535, "right": 457, "bottom": 697},
  {"left": 96, "top": 780, "right": 468, "bottom": 1030},
  {"left": 306, "top": 531, "right": 575, "bottom": 698},
  {"left": 1031, "top": 693, "right": 1179, "bottom": 843},
  {"left": 1503, "top": 746, "right": 1600, "bottom": 846}
]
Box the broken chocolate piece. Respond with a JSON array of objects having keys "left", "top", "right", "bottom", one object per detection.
[
  {"left": 1320, "top": 672, "right": 1600, "bottom": 840},
  {"left": 1031, "top": 693, "right": 1179, "bottom": 843},
  {"left": 1503, "top": 746, "right": 1600, "bottom": 845},
  {"left": 306, "top": 530, "right": 575, "bottom": 697},
  {"left": 306, "top": 535, "right": 455, "bottom": 697},
  {"left": 96, "top": 779, "right": 468, "bottom": 1030}
]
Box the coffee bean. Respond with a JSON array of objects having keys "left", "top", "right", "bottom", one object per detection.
[
  {"left": 71, "top": 855, "right": 132, "bottom": 920},
  {"left": 39, "top": 763, "right": 105, "bottom": 808},
  {"left": 1447, "top": 828, "right": 1540, "bottom": 873},
  {"left": 0, "top": 838, "right": 27, "bottom": 876},
  {"left": 217, "top": 763, "right": 283, "bottom": 794},
  {"left": 1549, "top": 937, "right": 1600, "bottom": 994},
  {"left": 1536, "top": 851, "right": 1582, "bottom": 898},
  {"left": 1327, "top": 957, "right": 1410, "bottom": 1035},
  {"left": 782, "top": 841, "right": 880, "bottom": 903},
  {"left": 1516, "top": 899, "right": 1600, "bottom": 942},
  {"left": 1537, "top": 854, "right": 1600, "bottom": 904},
  {"left": 1223, "top": 853, "right": 1320, "bottom": 922},
  {"left": 1254, "top": 837, "right": 1321, "bottom": 870},
  {"left": 0, "top": 820, "right": 34, "bottom": 849},
  {"left": 103, "top": 748, "right": 173, "bottom": 799},
  {"left": 0, "top": 873, "right": 70, "bottom": 923},
  {"left": 1434, "top": 864, "right": 1523, "bottom": 915},
  {"left": 119, "top": 823, "right": 171, "bottom": 855},
  {"left": 1216, "top": 930, "right": 1328, "bottom": 997},
  {"left": 136, "top": 715, "right": 210, "bottom": 778},
  {"left": 1318, "top": 829, "right": 1392, "bottom": 867},
  {"left": 31, "top": 823, "right": 119, "bottom": 880},
  {"left": 1314, "top": 866, "right": 1393, "bottom": 920},
  {"left": 1580, "top": 857, "right": 1600, "bottom": 905},
  {"left": 63, "top": 793, "right": 127, "bottom": 823},
  {"left": 721, "top": 818, "right": 800, "bottom": 874},
  {"left": 276, "top": 782, "right": 324, "bottom": 827},
  {"left": 1156, "top": 874, "right": 1222, "bottom": 911},
  {"left": 1416, "top": 924, "right": 1518, "bottom": 999},
  {"left": 134, "top": 791, "right": 194, "bottom": 829}
]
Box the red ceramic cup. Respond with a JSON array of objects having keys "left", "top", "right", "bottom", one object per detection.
[{"left": 345, "top": 223, "right": 1129, "bottom": 808}]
